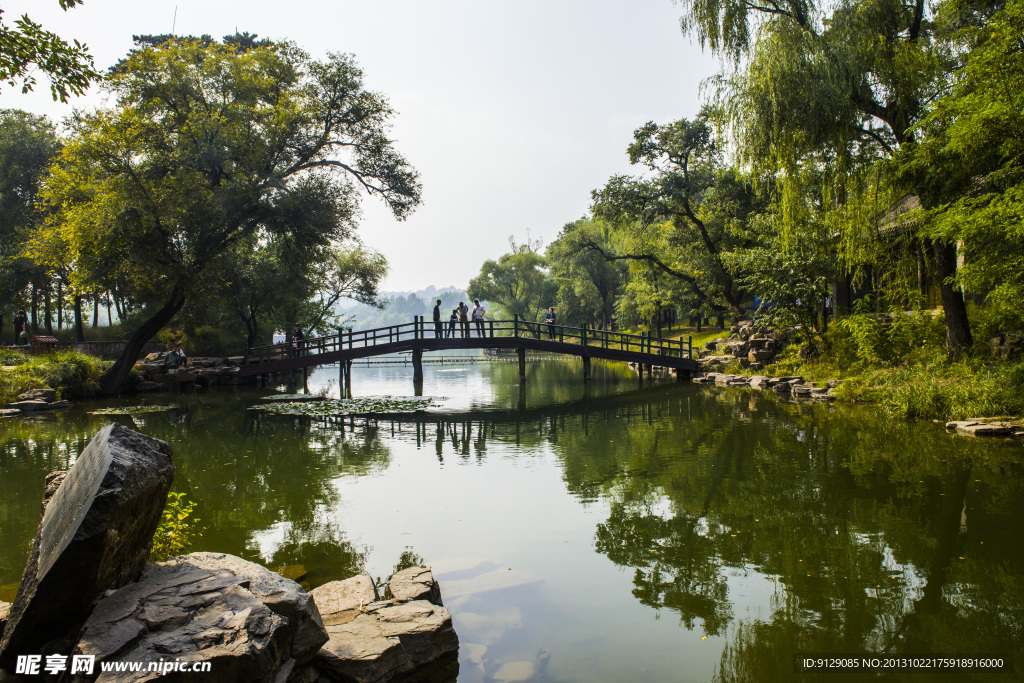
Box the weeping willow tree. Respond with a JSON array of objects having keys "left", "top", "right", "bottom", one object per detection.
[{"left": 676, "top": 0, "right": 981, "bottom": 356}]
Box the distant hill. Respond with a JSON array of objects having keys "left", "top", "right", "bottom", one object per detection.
[{"left": 336, "top": 285, "right": 478, "bottom": 330}]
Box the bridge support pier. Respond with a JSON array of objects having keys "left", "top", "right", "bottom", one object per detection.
[
  {"left": 517, "top": 348, "right": 526, "bottom": 383},
  {"left": 339, "top": 361, "right": 353, "bottom": 398},
  {"left": 675, "top": 367, "right": 684, "bottom": 382},
  {"left": 412, "top": 349, "right": 424, "bottom": 384},
  {"left": 582, "top": 356, "right": 591, "bottom": 382}
]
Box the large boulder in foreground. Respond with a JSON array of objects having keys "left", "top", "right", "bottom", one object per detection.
[
  {"left": 71, "top": 553, "right": 328, "bottom": 682},
  {"left": 0, "top": 423, "right": 174, "bottom": 669},
  {"left": 306, "top": 567, "right": 458, "bottom": 683}
]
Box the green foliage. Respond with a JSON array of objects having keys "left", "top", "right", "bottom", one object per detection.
[
  {"left": 35, "top": 36, "right": 420, "bottom": 390},
  {"left": 0, "top": 350, "right": 105, "bottom": 404},
  {"left": 828, "top": 302, "right": 947, "bottom": 366},
  {"left": 546, "top": 219, "right": 623, "bottom": 328},
  {"left": 468, "top": 241, "right": 554, "bottom": 321},
  {"left": 391, "top": 549, "right": 425, "bottom": 577},
  {"left": 831, "top": 359, "right": 1024, "bottom": 421},
  {"left": 590, "top": 116, "right": 765, "bottom": 320},
  {"left": 149, "top": 492, "right": 203, "bottom": 562},
  {"left": 0, "top": 348, "right": 28, "bottom": 366},
  {"left": 903, "top": 0, "right": 1024, "bottom": 319},
  {"left": 0, "top": 0, "right": 101, "bottom": 101}
]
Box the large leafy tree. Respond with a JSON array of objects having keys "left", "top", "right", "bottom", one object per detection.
[
  {"left": 902, "top": 0, "right": 1024, "bottom": 320},
  {"left": 39, "top": 38, "right": 420, "bottom": 393},
  {"left": 676, "top": 0, "right": 978, "bottom": 355},
  {"left": 589, "top": 117, "right": 764, "bottom": 320},
  {"left": 545, "top": 219, "right": 623, "bottom": 329},
  {"left": 0, "top": 0, "right": 99, "bottom": 101},
  {"left": 0, "top": 109, "right": 60, "bottom": 339},
  {"left": 468, "top": 240, "right": 554, "bottom": 321}
]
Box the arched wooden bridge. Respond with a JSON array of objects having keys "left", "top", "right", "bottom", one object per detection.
[{"left": 240, "top": 317, "right": 698, "bottom": 386}]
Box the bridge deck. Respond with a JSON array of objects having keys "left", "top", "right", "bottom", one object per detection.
[{"left": 240, "top": 318, "right": 698, "bottom": 377}]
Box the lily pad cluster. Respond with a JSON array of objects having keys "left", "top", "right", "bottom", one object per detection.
[
  {"left": 89, "top": 405, "right": 177, "bottom": 415},
  {"left": 252, "top": 396, "right": 437, "bottom": 416}
]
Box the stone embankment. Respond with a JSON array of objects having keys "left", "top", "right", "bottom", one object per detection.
[
  {"left": 697, "top": 320, "right": 789, "bottom": 371},
  {"left": 132, "top": 352, "right": 247, "bottom": 392},
  {"left": 0, "top": 423, "right": 459, "bottom": 682},
  {"left": 694, "top": 372, "right": 840, "bottom": 402},
  {"left": 0, "top": 388, "right": 72, "bottom": 417}
]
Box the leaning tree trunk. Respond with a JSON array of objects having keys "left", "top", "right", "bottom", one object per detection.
[
  {"left": 931, "top": 239, "right": 972, "bottom": 358},
  {"left": 99, "top": 286, "right": 188, "bottom": 395}
]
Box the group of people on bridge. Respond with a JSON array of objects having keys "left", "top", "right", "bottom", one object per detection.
[
  {"left": 433, "top": 299, "right": 487, "bottom": 338},
  {"left": 430, "top": 301, "right": 560, "bottom": 341}
]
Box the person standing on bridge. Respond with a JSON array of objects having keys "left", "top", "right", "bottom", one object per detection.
[
  {"left": 448, "top": 308, "right": 458, "bottom": 338},
  {"left": 433, "top": 299, "right": 443, "bottom": 338},
  {"left": 293, "top": 324, "right": 305, "bottom": 356},
  {"left": 545, "top": 307, "right": 556, "bottom": 339},
  {"left": 458, "top": 301, "right": 470, "bottom": 338},
  {"left": 472, "top": 300, "right": 486, "bottom": 337}
]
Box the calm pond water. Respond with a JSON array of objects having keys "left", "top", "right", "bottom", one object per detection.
[{"left": 1, "top": 356, "right": 1023, "bottom": 681}]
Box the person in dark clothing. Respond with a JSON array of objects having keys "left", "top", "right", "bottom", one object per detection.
[
  {"left": 13, "top": 309, "right": 28, "bottom": 346},
  {"left": 164, "top": 343, "right": 187, "bottom": 369},
  {"left": 433, "top": 299, "right": 443, "bottom": 338},
  {"left": 545, "top": 307, "right": 556, "bottom": 339},
  {"left": 293, "top": 325, "right": 305, "bottom": 355},
  {"left": 447, "top": 309, "right": 458, "bottom": 338}
]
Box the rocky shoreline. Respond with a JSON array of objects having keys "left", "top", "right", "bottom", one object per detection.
[{"left": 0, "top": 424, "right": 459, "bottom": 682}]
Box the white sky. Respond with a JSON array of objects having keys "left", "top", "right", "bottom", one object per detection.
[{"left": 1, "top": 0, "right": 720, "bottom": 291}]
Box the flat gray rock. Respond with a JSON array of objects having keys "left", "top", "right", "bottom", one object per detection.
[
  {"left": 18, "top": 388, "right": 57, "bottom": 402},
  {"left": 385, "top": 566, "right": 443, "bottom": 606},
  {"left": 310, "top": 575, "right": 379, "bottom": 627},
  {"left": 0, "top": 424, "right": 174, "bottom": 669},
  {"left": 73, "top": 558, "right": 291, "bottom": 682},
  {"left": 173, "top": 553, "right": 327, "bottom": 663},
  {"left": 5, "top": 400, "right": 48, "bottom": 412},
  {"left": 313, "top": 600, "right": 458, "bottom": 683}
]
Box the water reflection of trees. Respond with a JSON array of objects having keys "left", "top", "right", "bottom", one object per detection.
[
  {"left": 359, "top": 386, "right": 1024, "bottom": 679},
  {"left": 554, "top": 388, "right": 1024, "bottom": 680},
  {"left": 0, "top": 394, "right": 393, "bottom": 589}
]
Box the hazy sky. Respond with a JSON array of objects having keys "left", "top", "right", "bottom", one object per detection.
[{"left": 2, "top": 0, "right": 720, "bottom": 291}]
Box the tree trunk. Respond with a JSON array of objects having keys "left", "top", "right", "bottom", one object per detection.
[
  {"left": 30, "top": 283, "right": 38, "bottom": 332},
  {"left": 74, "top": 294, "right": 85, "bottom": 342},
  {"left": 93, "top": 291, "right": 99, "bottom": 327},
  {"left": 44, "top": 288, "right": 52, "bottom": 334},
  {"left": 931, "top": 239, "right": 972, "bottom": 357},
  {"left": 57, "top": 280, "right": 63, "bottom": 330},
  {"left": 99, "top": 285, "right": 188, "bottom": 395},
  {"left": 106, "top": 293, "right": 112, "bottom": 326}
]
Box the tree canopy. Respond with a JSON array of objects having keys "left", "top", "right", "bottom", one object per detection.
[
  {"left": 0, "top": 0, "right": 100, "bottom": 101},
  {"left": 38, "top": 36, "right": 420, "bottom": 392}
]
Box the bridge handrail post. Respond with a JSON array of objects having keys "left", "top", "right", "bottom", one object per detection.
[
  {"left": 688, "top": 335, "right": 692, "bottom": 359},
  {"left": 581, "top": 323, "right": 587, "bottom": 347},
  {"left": 489, "top": 320, "right": 493, "bottom": 338},
  {"left": 514, "top": 314, "right": 519, "bottom": 338}
]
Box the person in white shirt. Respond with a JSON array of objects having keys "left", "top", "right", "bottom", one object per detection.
[
  {"left": 458, "top": 302, "right": 470, "bottom": 338},
  {"left": 471, "top": 300, "right": 486, "bottom": 337}
]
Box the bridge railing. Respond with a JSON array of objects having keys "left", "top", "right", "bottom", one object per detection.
[{"left": 245, "top": 317, "right": 692, "bottom": 365}]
